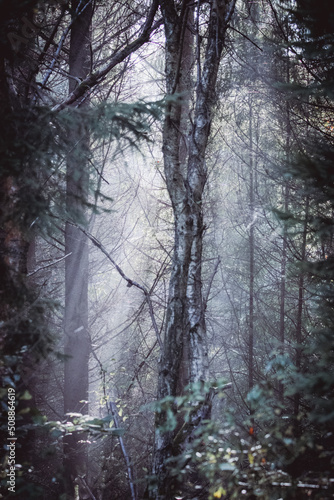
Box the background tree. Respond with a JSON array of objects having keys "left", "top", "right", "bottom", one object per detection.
[{"left": 63, "top": 1, "right": 93, "bottom": 496}]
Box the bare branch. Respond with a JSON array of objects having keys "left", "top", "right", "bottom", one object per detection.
[
  {"left": 224, "top": 0, "right": 237, "bottom": 25},
  {"left": 41, "top": 0, "right": 94, "bottom": 91},
  {"left": 229, "top": 26, "right": 263, "bottom": 52},
  {"left": 27, "top": 253, "right": 72, "bottom": 277},
  {"left": 124, "top": 340, "right": 158, "bottom": 396},
  {"left": 203, "top": 256, "right": 221, "bottom": 310},
  {"left": 53, "top": 0, "right": 162, "bottom": 111},
  {"left": 69, "top": 222, "right": 164, "bottom": 351}
]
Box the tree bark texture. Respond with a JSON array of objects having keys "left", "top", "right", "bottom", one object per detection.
[
  {"left": 152, "top": 1, "right": 235, "bottom": 497},
  {"left": 63, "top": 1, "right": 93, "bottom": 496}
]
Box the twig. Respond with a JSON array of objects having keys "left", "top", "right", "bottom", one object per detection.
[
  {"left": 229, "top": 26, "right": 263, "bottom": 52},
  {"left": 203, "top": 256, "right": 221, "bottom": 310},
  {"left": 27, "top": 253, "right": 72, "bottom": 277},
  {"left": 173, "top": 383, "right": 232, "bottom": 449},
  {"left": 225, "top": 0, "right": 237, "bottom": 25},
  {"left": 124, "top": 340, "right": 158, "bottom": 396},
  {"left": 41, "top": 0, "right": 94, "bottom": 90}
]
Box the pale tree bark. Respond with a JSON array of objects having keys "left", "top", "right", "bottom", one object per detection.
[
  {"left": 152, "top": 1, "right": 236, "bottom": 498},
  {"left": 63, "top": 0, "right": 93, "bottom": 497}
]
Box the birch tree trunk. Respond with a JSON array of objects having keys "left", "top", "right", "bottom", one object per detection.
[
  {"left": 63, "top": 1, "right": 93, "bottom": 496},
  {"left": 152, "top": 1, "right": 236, "bottom": 497}
]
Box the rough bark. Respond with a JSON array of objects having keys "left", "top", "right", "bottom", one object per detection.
[
  {"left": 63, "top": 1, "right": 93, "bottom": 496},
  {"left": 0, "top": 5, "right": 34, "bottom": 328},
  {"left": 152, "top": 1, "right": 236, "bottom": 498}
]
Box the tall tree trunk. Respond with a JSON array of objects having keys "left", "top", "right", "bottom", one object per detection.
[
  {"left": 0, "top": 8, "right": 34, "bottom": 336},
  {"left": 294, "top": 196, "right": 309, "bottom": 419},
  {"left": 279, "top": 45, "right": 291, "bottom": 402},
  {"left": 63, "top": 1, "right": 93, "bottom": 496},
  {"left": 279, "top": 182, "right": 288, "bottom": 402},
  {"left": 152, "top": 1, "right": 235, "bottom": 498},
  {"left": 248, "top": 98, "right": 255, "bottom": 393}
]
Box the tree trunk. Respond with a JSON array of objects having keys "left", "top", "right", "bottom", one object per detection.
[
  {"left": 63, "top": 1, "right": 93, "bottom": 496},
  {"left": 248, "top": 98, "right": 255, "bottom": 393},
  {"left": 279, "top": 47, "right": 291, "bottom": 402},
  {"left": 152, "top": 1, "right": 235, "bottom": 498},
  {"left": 294, "top": 196, "right": 309, "bottom": 419},
  {"left": 279, "top": 182, "right": 288, "bottom": 402}
]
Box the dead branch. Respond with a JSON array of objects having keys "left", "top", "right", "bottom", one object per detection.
[
  {"left": 203, "top": 256, "right": 221, "bottom": 310},
  {"left": 52, "top": 0, "right": 162, "bottom": 111},
  {"left": 27, "top": 252, "right": 72, "bottom": 277},
  {"left": 68, "top": 222, "right": 164, "bottom": 352}
]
